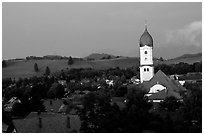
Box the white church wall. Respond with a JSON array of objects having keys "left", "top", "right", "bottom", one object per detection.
[
  {"left": 140, "top": 66, "right": 154, "bottom": 83},
  {"left": 140, "top": 45, "right": 153, "bottom": 66}
]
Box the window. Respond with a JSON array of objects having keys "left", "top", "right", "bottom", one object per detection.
[
  {"left": 147, "top": 68, "right": 149, "bottom": 71},
  {"left": 145, "top": 57, "right": 147, "bottom": 60},
  {"left": 144, "top": 68, "right": 146, "bottom": 72},
  {"left": 145, "top": 51, "right": 147, "bottom": 54}
]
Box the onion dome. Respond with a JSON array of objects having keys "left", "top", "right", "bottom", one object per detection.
[{"left": 139, "top": 25, "right": 153, "bottom": 47}]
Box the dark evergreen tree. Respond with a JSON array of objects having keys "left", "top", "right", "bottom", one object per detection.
[
  {"left": 45, "top": 66, "right": 50, "bottom": 76},
  {"left": 68, "top": 56, "right": 74, "bottom": 66},
  {"left": 159, "top": 57, "right": 164, "bottom": 61},
  {"left": 34, "top": 63, "right": 39, "bottom": 72}
]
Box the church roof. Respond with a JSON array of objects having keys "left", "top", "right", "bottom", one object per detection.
[
  {"left": 143, "top": 70, "right": 186, "bottom": 99},
  {"left": 139, "top": 27, "right": 153, "bottom": 47}
]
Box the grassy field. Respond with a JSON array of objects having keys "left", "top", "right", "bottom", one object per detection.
[
  {"left": 2, "top": 54, "right": 201, "bottom": 79},
  {"left": 2, "top": 58, "right": 140, "bottom": 79}
]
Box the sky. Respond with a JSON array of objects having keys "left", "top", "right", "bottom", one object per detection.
[{"left": 2, "top": 2, "right": 202, "bottom": 59}]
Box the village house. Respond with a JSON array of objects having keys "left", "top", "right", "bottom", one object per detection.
[{"left": 12, "top": 112, "right": 80, "bottom": 133}]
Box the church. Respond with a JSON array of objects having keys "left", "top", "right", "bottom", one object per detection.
[{"left": 138, "top": 24, "right": 186, "bottom": 103}]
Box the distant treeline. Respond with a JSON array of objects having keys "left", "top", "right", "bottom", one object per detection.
[
  {"left": 26, "top": 55, "right": 68, "bottom": 60},
  {"left": 155, "top": 62, "right": 202, "bottom": 75},
  {"left": 26, "top": 55, "right": 83, "bottom": 60}
]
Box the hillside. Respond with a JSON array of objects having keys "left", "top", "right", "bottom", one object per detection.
[
  {"left": 2, "top": 52, "right": 201, "bottom": 79},
  {"left": 161, "top": 52, "right": 202, "bottom": 64},
  {"left": 173, "top": 53, "right": 202, "bottom": 60},
  {"left": 2, "top": 58, "right": 139, "bottom": 79}
]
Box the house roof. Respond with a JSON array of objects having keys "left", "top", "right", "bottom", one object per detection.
[
  {"left": 143, "top": 70, "right": 186, "bottom": 93},
  {"left": 143, "top": 70, "right": 186, "bottom": 100},
  {"left": 43, "top": 99, "right": 75, "bottom": 114},
  {"left": 43, "top": 99, "right": 66, "bottom": 113},
  {"left": 13, "top": 112, "right": 81, "bottom": 133}
]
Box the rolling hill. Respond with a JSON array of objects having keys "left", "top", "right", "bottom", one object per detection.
[
  {"left": 2, "top": 53, "right": 201, "bottom": 79},
  {"left": 161, "top": 52, "right": 202, "bottom": 65},
  {"left": 2, "top": 57, "right": 139, "bottom": 79},
  {"left": 84, "top": 53, "right": 118, "bottom": 60}
]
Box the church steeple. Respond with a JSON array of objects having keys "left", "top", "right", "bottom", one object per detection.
[
  {"left": 145, "top": 20, "right": 147, "bottom": 30},
  {"left": 139, "top": 22, "right": 153, "bottom": 47},
  {"left": 139, "top": 22, "right": 154, "bottom": 83}
]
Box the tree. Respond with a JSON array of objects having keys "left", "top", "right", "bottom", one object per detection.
[
  {"left": 2, "top": 60, "right": 7, "bottom": 68},
  {"left": 159, "top": 57, "right": 164, "bottom": 61},
  {"left": 180, "top": 82, "right": 202, "bottom": 132},
  {"left": 159, "top": 96, "right": 181, "bottom": 112},
  {"left": 68, "top": 56, "right": 74, "bottom": 66},
  {"left": 122, "top": 85, "right": 152, "bottom": 132},
  {"left": 34, "top": 63, "right": 39, "bottom": 72},
  {"left": 78, "top": 92, "right": 121, "bottom": 132},
  {"left": 193, "top": 62, "right": 202, "bottom": 72},
  {"left": 45, "top": 66, "right": 50, "bottom": 76},
  {"left": 115, "top": 85, "right": 127, "bottom": 97},
  {"left": 47, "top": 83, "right": 64, "bottom": 99}
]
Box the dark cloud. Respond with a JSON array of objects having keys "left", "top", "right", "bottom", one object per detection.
[{"left": 166, "top": 21, "right": 202, "bottom": 47}]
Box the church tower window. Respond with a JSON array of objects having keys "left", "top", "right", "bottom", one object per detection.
[{"left": 145, "top": 51, "right": 147, "bottom": 54}]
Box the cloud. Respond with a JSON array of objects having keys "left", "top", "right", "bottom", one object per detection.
[{"left": 166, "top": 21, "right": 202, "bottom": 47}]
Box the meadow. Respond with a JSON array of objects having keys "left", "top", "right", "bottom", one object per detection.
[{"left": 3, "top": 53, "right": 201, "bottom": 79}]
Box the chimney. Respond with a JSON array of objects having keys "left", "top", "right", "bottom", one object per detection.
[
  {"left": 67, "top": 116, "right": 70, "bottom": 128},
  {"left": 39, "top": 117, "right": 42, "bottom": 128}
]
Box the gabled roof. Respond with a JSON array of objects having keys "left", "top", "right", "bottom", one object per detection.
[
  {"left": 43, "top": 99, "right": 75, "bottom": 114},
  {"left": 13, "top": 112, "right": 81, "bottom": 133},
  {"left": 143, "top": 70, "right": 186, "bottom": 100},
  {"left": 143, "top": 70, "right": 186, "bottom": 93},
  {"left": 43, "top": 99, "right": 64, "bottom": 113}
]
